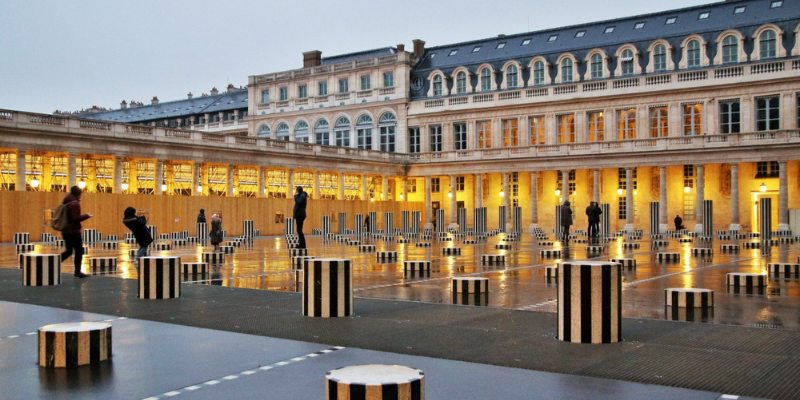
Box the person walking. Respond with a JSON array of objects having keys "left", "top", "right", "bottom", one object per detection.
[
  {"left": 293, "top": 186, "right": 308, "bottom": 249},
  {"left": 210, "top": 213, "right": 223, "bottom": 252},
  {"left": 560, "top": 200, "right": 573, "bottom": 243},
  {"left": 674, "top": 215, "right": 684, "bottom": 231},
  {"left": 196, "top": 208, "right": 206, "bottom": 224},
  {"left": 60, "top": 186, "right": 92, "bottom": 278},
  {"left": 123, "top": 207, "right": 153, "bottom": 264}
]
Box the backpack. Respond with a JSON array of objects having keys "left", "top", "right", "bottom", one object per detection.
[{"left": 50, "top": 203, "right": 70, "bottom": 231}]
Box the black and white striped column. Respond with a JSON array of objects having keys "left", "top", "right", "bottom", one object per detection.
[
  {"left": 726, "top": 272, "right": 766, "bottom": 294},
  {"left": 411, "top": 211, "right": 421, "bottom": 235},
  {"left": 383, "top": 212, "right": 394, "bottom": 236},
  {"left": 554, "top": 205, "right": 563, "bottom": 239},
  {"left": 498, "top": 206, "right": 507, "bottom": 233},
  {"left": 292, "top": 255, "right": 315, "bottom": 270},
  {"left": 401, "top": 210, "right": 411, "bottom": 237},
  {"left": 181, "top": 262, "right": 208, "bottom": 281},
  {"left": 338, "top": 212, "right": 347, "bottom": 234},
  {"left": 242, "top": 220, "right": 255, "bottom": 238},
  {"left": 512, "top": 206, "right": 522, "bottom": 234},
  {"left": 13, "top": 232, "right": 30, "bottom": 245},
  {"left": 664, "top": 288, "right": 714, "bottom": 322},
  {"left": 474, "top": 207, "right": 487, "bottom": 235},
  {"left": 322, "top": 215, "right": 331, "bottom": 237},
  {"left": 481, "top": 254, "right": 505, "bottom": 265},
  {"left": 760, "top": 198, "right": 772, "bottom": 243},
  {"left": 435, "top": 209, "right": 445, "bottom": 234},
  {"left": 376, "top": 251, "right": 397, "bottom": 261},
  {"left": 285, "top": 217, "right": 295, "bottom": 236},
  {"left": 197, "top": 222, "right": 208, "bottom": 242},
  {"left": 202, "top": 252, "right": 224, "bottom": 264},
  {"left": 457, "top": 207, "right": 467, "bottom": 234},
  {"left": 83, "top": 228, "right": 100, "bottom": 244},
  {"left": 702, "top": 200, "right": 713, "bottom": 239},
  {"left": 768, "top": 263, "right": 800, "bottom": 279},
  {"left": 90, "top": 257, "right": 117, "bottom": 274},
  {"left": 600, "top": 203, "right": 610, "bottom": 238},
  {"left": 558, "top": 261, "right": 622, "bottom": 344},
  {"left": 353, "top": 213, "right": 364, "bottom": 238},
  {"left": 403, "top": 260, "right": 431, "bottom": 272},
  {"left": 147, "top": 226, "right": 157, "bottom": 242},
  {"left": 16, "top": 243, "right": 35, "bottom": 253},
  {"left": 649, "top": 202, "right": 659, "bottom": 236},
  {"left": 138, "top": 256, "right": 180, "bottom": 299},
  {"left": 325, "top": 364, "right": 424, "bottom": 400},
  {"left": 303, "top": 258, "right": 352, "bottom": 318},
  {"left": 38, "top": 322, "right": 112, "bottom": 368},
  {"left": 22, "top": 254, "right": 61, "bottom": 286}
]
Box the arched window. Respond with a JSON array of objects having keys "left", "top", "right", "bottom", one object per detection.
[
  {"left": 620, "top": 49, "right": 634, "bottom": 75},
  {"left": 456, "top": 71, "right": 467, "bottom": 94},
  {"left": 506, "top": 65, "right": 518, "bottom": 88},
  {"left": 378, "top": 112, "right": 396, "bottom": 152},
  {"left": 561, "top": 58, "right": 573, "bottom": 83},
  {"left": 432, "top": 75, "right": 443, "bottom": 96},
  {"left": 294, "top": 120, "right": 309, "bottom": 143},
  {"left": 722, "top": 35, "right": 738, "bottom": 64},
  {"left": 686, "top": 40, "right": 701, "bottom": 68},
  {"left": 314, "top": 119, "right": 329, "bottom": 145},
  {"left": 257, "top": 124, "right": 271, "bottom": 137},
  {"left": 276, "top": 122, "right": 289, "bottom": 141},
  {"left": 532, "top": 61, "right": 545, "bottom": 85},
  {"left": 334, "top": 116, "right": 351, "bottom": 147},
  {"left": 480, "top": 68, "right": 492, "bottom": 91},
  {"left": 653, "top": 44, "right": 667, "bottom": 72},
  {"left": 590, "top": 54, "right": 603, "bottom": 79},
  {"left": 760, "top": 30, "right": 777, "bottom": 59},
  {"left": 356, "top": 114, "right": 373, "bottom": 150}
]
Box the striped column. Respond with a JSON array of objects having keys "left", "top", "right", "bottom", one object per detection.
[
  {"left": 664, "top": 288, "right": 714, "bottom": 322},
  {"left": 435, "top": 209, "right": 445, "bottom": 234},
  {"left": 760, "top": 198, "right": 772, "bottom": 242},
  {"left": 242, "top": 220, "right": 255, "bottom": 238},
  {"left": 558, "top": 261, "right": 622, "bottom": 344},
  {"left": 702, "top": 200, "right": 713, "bottom": 239},
  {"left": 89, "top": 257, "right": 117, "bottom": 274},
  {"left": 452, "top": 277, "right": 489, "bottom": 305},
  {"left": 649, "top": 202, "right": 659, "bottom": 235},
  {"left": 138, "top": 256, "right": 181, "bottom": 299},
  {"left": 147, "top": 226, "right": 157, "bottom": 242},
  {"left": 326, "top": 364, "right": 424, "bottom": 400},
  {"left": 83, "top": 228, "right": 100, "bottom": 244},
  {"left": 197, "top": 223, "right": 208, "bottom": 242},
  {"left": 38, "top": 322, "right": 112, "bottom": 368},
  {"left": 554, "top": 205, "right": 563, "bottom": 239},
  {"left": 368, "top": 211, "right": 377, "bottom": 234},
  {"left": 13, "top": 232, "right": 30, "bottom": 245},
  {"left": 498, "top": 206, "right": 507, "bottom": 232},
  {"left": 181, "top": 262, "right": 208, "bottom": 281},
  {"left": 285, "top": 217, "right": 296, "bottom": 236},
  {"left": 726, "top": 272, "right": 766, "bottom": 294},
  {"left": 22, "top": 254, "right": 61, "bottom": 286},
  {"left": 203, "top": 252, "right": 224, "bottom": 264},
  {"left": 411, "top": 211, "right": 421, "bottom": 235},
  {"left": 16, "top": 243, "right": 35, "bottom": 253},
  {"left": 322, "top": 215, "right": 331, "bottom": 236},
  {"left": 457, "top": 207, "right": 467, "bottom": 233},
  {"left": 354, "top": 213, "right": 364, "bottom": 238},
  {"left": 600, "top": 203, "right": 610, "bottom": 238},
  {"left": 512, "top": 206, "right": 522, "bottom": 234},
  {"left": 384, "top": 212, "right": 394, "bottom": 236},
  {"left": 303, "top": 258, "right": 352, "bottom": 318},
  {"left": 338, "top": 212, "right": 347, "bottom": 234},
  {"left": 474, "top": 207, "right": 487, "bottom": 235},
  {"left": 401, "top": 211, "right": 411, "bottom": 236}
]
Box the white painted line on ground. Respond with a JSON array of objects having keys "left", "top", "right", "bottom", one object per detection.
[{"left": 0, "top": 316, "right": 127, "bottom": 342}]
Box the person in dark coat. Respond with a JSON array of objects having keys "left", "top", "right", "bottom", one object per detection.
[
  {"left": 674, "top": 215, "right": 684, "bottom": 231},
  {"left": 293, "top": 186, "right": 308, "bottom": 249},
  {"left": 586, "top": 201, "right": 602, "bottom": 239},
  {"left": 60, "top": 186, "right": 92, "bottom": 278},
  {"left": 196, "top": 209, "right": 206, "bottom": 224},
  {"left": 560, "top": 200, "right": 573, "bottom": 242},
  {"left": 364, "top": 215, "right": 370, "bottom": 233},
  {"left": 123, "top": 206, "right": 153, "bottom": 262},
  {"left": 209, "top": 214, "right": 223, "bottom": 252}
]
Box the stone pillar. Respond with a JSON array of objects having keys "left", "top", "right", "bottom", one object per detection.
[
  {"left": 625, "top": 167, "right": 634, "bottom": 232},
  {"left": 258, "top": 167, "right": 266, "bottom": 198},
  {"left": 424, "top": 176, "right": 432, "bottom": 224},
  {"left": 474, "top": 173, "right": 482, "bottom": 209},
  {"left": 361, "top": 174, "right": 369, "bottom": 200},
  {"left": 399, "top": 177, "right": 407, "bottom": 201},
  {"left": 287, "top": 169, "right": 295, "bottom": 198},
  {"left": 113, "top": 156, "right": 122, "bottom": 193},
  {"left": 67, "top": 154, "right": 77, "bottom": 188},
  {"left": 313, "top": 171, "right": 321, "bottom": 199},
  {"left": 338, "top": 173, "right": 345, "bottom": 200},
  {"left": 592, "top": 169, "right": 600, "bottom": 203},
  {"left": 16, "top": 150, "right": 26, "bottom": 191},
  {"left": 193, "top": 162, "right": 202, "bottom": 196},
  {"left": 694, "top": 165, "right": 705, "bottom": 233},
  {"left": 730, "top": 163, "right": 740, "bottom": 231},
  {"left": 449, "top": 175, "right": 457, "bottom": 224},
  {"left": 560, "top": 170, "right": 569, "bottom": 203},
  {"left": 502, "top": 172, "right": 510, "bottom": 209},
  {"left": 530, "top": 171, "right": 539, "bottom": 226},
  {"left": 227, "top": 165, "right": 235, "bottom": 197},
  {"left": 155, "top": 160, "right": 164, "bottom": 195},
  {"left": 381, "top": 175, "right": 389, "bottom": 201},
  {"left": 659, "top": 166, "right": 668, "bottom": 232},
  {"left": 778, "top": 161, "right": 789, "bottom": 231}
]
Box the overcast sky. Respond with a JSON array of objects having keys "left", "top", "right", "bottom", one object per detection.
[{"left": 0, "top": 0, "right": 712, "bottom": 114}]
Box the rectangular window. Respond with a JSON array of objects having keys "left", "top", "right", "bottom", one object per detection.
[
  {"left": 720, "top": 100, "right": 741, "bottom": 134},
  {"left": 357, "top": 126, "right": 372, "bottom": 150},
  {"left": 456, "top": 176, "right": 465, "bottom": 191},
  {"left": 502, "top": 119, "right": 518, "bottom": 147},
  {"left": 298, "top": 84, "right": 308, "bottom": 99},
  {"left": 588, "top": 111, "right": 604, "bottom": 142},
  {"left": 408, "top": 127, "right": 420, "bottom": 153},
  {"left": 279, "top": 87, "right": 288, "bottom": 101},
  {"left": 431, "top": 178, "right": 440, "bottom": 193},
  {"left": 756, "top": 96, "right": 780, "bottom": 131},
  {"left": 683, "top": 103, "right": 703, "bottom": 135},
  {"left": 260, "top": 89, "right": 270, "bottom": 104},
  {"left": 649, "top": 106, "right": 668, "bottom": 138},
  {"left": 338, "top": 78, "right": 349, "bottom": 93},
  {"left": 429, "top": 125, "right": 442, "bottom": 152},
  {"left": 797, "top": 93, "right": 800, "bottom": 129},
  {"left": 529, "top": 116, "right": 545, "bottom": 145},
  {"left": 556, "top": 170, "right": 576, "bottom": 196},
  {"left": 617, "top": 108, "right": 637, "bottom": 140},
  {"left": 756, "top": 161, "right": 780, "bottom": 178},
  {"left": 618, "top": 197, "right": 627, "bottom": 220},
  {"left": 557, "top": 114, "right": 575, "bottom": 144},
  {"left": 618, "top": 167, "right": 638, "bottom": 190},
  {"left": 477, "top": 120, "right": 492, "bottom": 148},
  {"left": 383, "top": 71, "right": 394, "bottom": 88},
  {"left": 335, "top": 128, "right": 350, "bottom": 147},
  {"left": 360, "top": 74, "right": 371, "bottom": 90},
  {"left": 453, "top": 122, "right": 467, "bottom": 150},
  {"left": 407, "top": 179, "right": 417, "bottom": 193},
  {"left": 379, "top": 125, "right": 395, "bottom": 152},
  {"left": 318, "top": 81, "right": 328, "bottom": 96}
]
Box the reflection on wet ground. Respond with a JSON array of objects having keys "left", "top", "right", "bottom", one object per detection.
[{"left": 4, "top": 232, "right": 799, "bottom": 329}]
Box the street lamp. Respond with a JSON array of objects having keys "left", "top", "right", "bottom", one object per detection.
[
  {"left": 554, "top": 188, "right": 561, "bottom": 197},
  {"left": 616, "top": 187, "right": 623, "bottom": 196},
  {"left": 121, "top": 180, "right": 129, "bottom": 191},
  {"left": 499, "top": 190, "right": 505, "bottom": 198},
  {"left": 160, "top": 180, "right": 167, "bottom": 192},
  {"left": 683, "top": 185, "right": 691, "bottom": 193},
  {"left": 759, "top": 182, "right": 767, "bottom": 193},
  {"left": 77, "top": 178, "right": 86, "bottom": 190},
  {"left": 447, "top": 190, "right": 452, "bottom": 199}
]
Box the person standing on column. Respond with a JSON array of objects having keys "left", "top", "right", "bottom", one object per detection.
[
  {"left": 59, "top": 186, "right": 92, "bottom": 278},
  {"left": 196, "top": 209, "right": 206, "bottom": 224},
  {"left": 560, "top": 200, "right": 573, "bottom": 244},
  {"left": 293, "top": 186, "right": 308, "bottom": 249}
]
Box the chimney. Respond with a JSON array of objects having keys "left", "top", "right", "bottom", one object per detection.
[
  {"left": 412, "top": 39, "right": 425, "bottom": 59},
  {"left": 303, "top": 50, "right": 322, "bottom": 68},
  {"left": 120, "top": 100, "right": 127, "bottom": 109},
  {"left": 187, "top": 92, "right": 193, "bottom": 99},
  {"left": 151, "top": 96, "right": 159, "bottom": 106},
  {"left": 227, "top": 83, "right": 235, "bottom": 92},
  {"left": 396, "top": 44, "right": 405, "bottom": 53},
  {"left": 210, "top": 86, "right": 219, "bottom": 96}
]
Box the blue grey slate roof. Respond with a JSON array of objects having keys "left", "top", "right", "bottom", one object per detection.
[
  {"left": 410, "top": 0, "right": 800, "bottom": 98},
  {"left": 82, "top": 88, "right": 248, "bottom": 123},
  {"left": 321, "top": 47, "right": 397, "bottom": 65}
]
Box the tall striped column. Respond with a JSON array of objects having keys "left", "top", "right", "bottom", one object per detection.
[
  {"left": 554, "top": 205, "right": 563, "bottom": 239},
  {"left": 702, "top": 200, "right": 713, "bottom": 239},
  {"left": 600, "top": 203, "right": 610, "bottom": 238},
  {"left": 411, "top": 211, "right": 421, "bottom": 235},
  {"left": 649, "top": 202, "right": 660, "bottom": 235},
  {"left": 368, "top": 211, "right": 377, "bottom": 234},
  {"left": 303, "top": 258, "right": 352, "bottom": 318},
  {"left": 147, "top": 226, "right": 157, "bottom": 242},
  {"left": 513, "top": 206, "right": 522, "bottom": 234},
  {"left": 285, "top": 217, "right": 295, "bottom": 235},
  {"left": 196, "top": 222, "right": 208, "bottom": 242},
  {"left": 138, "top": 256, "right": 181, "bottom": 299},
  {"left": 558, "top": 261, "right": 622, "bottom": 344},
  {"left": 760, "top": 198, "right": 772, "bottom": 243},
  {"left": 242, "top": 220, "right": 255, "bottom": 238},
  {"left": 474, "top": 207, "right": 487, "bottom": 235},
  {"left": 401, "top": 210, "right": 411, "bottom": 236},
  {"left": 498, "top": 206, "right": 507, "bottom": 232},
  {"left": 457, "top": 207, "right": 467, "bottom": 233},
  {"left": 435, "top": 209, "right": 445, "bottom": 234},
  {"left": 384, "top": 212, "right": 394, "bottom": 236},
  {"left": 321, "top": 215, "right": 331, "bottom": 236},
  {"left": 338, "top": 212, "right": 347, "bottom": 234},
  {"left": 354, "top": 214, "right": 364, "bottom": 238}
]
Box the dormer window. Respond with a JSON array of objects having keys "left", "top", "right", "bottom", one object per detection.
[
  {"left": 698, "top": 12, "right": 709, "bottom": 20},
  {"left": 521, "top": 39, "right": 531, "bottom": 45},
  {"left": 604, "top": 26, "right": 615, "bottom": 34},
  {"left": 733, "top": 6, "right": 746, "bottom": 14},
  {"left": 575, "top": 31, "right": 585, "bottom": 38},
  {"left": 634, "top": 22, "right": 645, "bottom": 29},
  {"left": 448, "top": 49, "right": 458, "bottom": 56},
  {"left": 771, "top": 1, "right": 783, "bottom": 8},
  {"left": 472, "top": 46, "right": 481, "bottom": 53},
  {"left": 666, "top": 17, "right": 676, "bottom": 24},
  {"left": 547, "top": 34, "right": 558, "bottom": 42},
  {"left": 496, "top": 42, "right": 506, "bottom": 49}
]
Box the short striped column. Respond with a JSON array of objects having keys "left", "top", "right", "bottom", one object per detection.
[
  {"left": 743, "top": 242, "right": 761, "bottom": 249},
  {"left": 545, "top": 265, "right": 558, "bottom": 282},
  {"left": 403, "top": 260, "right": 431, "bottom": 273},
  {"left": 138, "top": 256, "right": 180, "bottom": 299},
  {"left": 679, "top": 238, "right": 693, "bottom": 243},
  {"left": 481, "top": 254, "right": 505, "bottom": 265},
  {"left": 358, "top": 244, "right": 376, "bottom": 253},
  {"left": 657, "top": 252, "right": 680, "bottom": 262},
  {"left": 219, "top": 245, "right": 234, "bottom": 254},
  {"left": 495, "top": 243, "right": 512, "bottom": 250},
  {"left": 129, "top": 248, "right": 150, "bottom": 258},
  {"left": 376, "top": 251, "right": 398, "bottom": 261},
  {"left": 172, "top": 239, "right": 188, "bottom": 247},
  {"left": 83, "top": 228, "right": 100, "bottom": 243},
  {"left": 622, "top": 242, "right": 640, "bottom": 249},
  {"left": 720, "top": 244, "right": 740, "bottom": 252},
  {"left": 13, "top": 232, "right": 30, "bottom": 245},
  {"left": 105, "top": 234, "right": 118, "bottom": 241},
  {"left": 558, "top": 261, "right": 622, "bottom": 344},
  {"left": 303, "top": 258, "right": 352, "bottom": 318},
  {"left": 538, "top": 241, "right": 555, "bottom": 246},
  {"left": 452, "top": 277, "right": 488, "bottom": 305},
  {"left": 325, "top": 364, "right": 424, "bottom": 400},
  {"left": 16, "top": 243, "right": 35, "bottom": 253},
  {"left": 125, "top": 237, "right": 137, "bottom": 245},
  {"left": 652, "top": 239, "right": 669, "bottom": 247},
  {"left": 292, "top": 255, "right": 315, "bottom": 270},
  {"left": 691, "top": 248, "right": 713, "bottom": 256},
  {"left": 181, "top": 262, "right": 208, "bottom": 281},
  {"left": 540, "top": 249, "right": 561, "bottom": 258},
  {"left": 726, "top": 272, "right": 767, "bottom": 294},
  {"left": 153, "top": 243, "right": 171, "bottom": 251},
  {"left": 416, "top": 242, "right": 431, "bottom": 247},
  {"left": 441, "top": 247, "right": 461, "bottom": 256},
  {"left": 41, "top": 232, "right": 57, "bottom": 243},
  {"left": 290, "top": 248, "right": 309, "bottom": 257},
  {"left": 664, "top": 288, "right": 714, "bottom": 322},
  {"left": 347, "top": 239, "right": 360, "bottom": 246},
  {"left": 22, "top": 254, "right": 61, "bottom": 286},
  {"left": 89, "top": 257, "right": 117, "bottom": 274},
  {"left": 38, "top": 322, "right": 112, "bottom": 368},
  {"left": 586, "top": 245, "right": 604, "bottom": 255},
  {"left": 768, "top": 263, "right": 799, "bottom": 279},
  {"left": 101, "top": 241, "right": 118, "bottom": 250},
  {"left": 397, "top": 237, "right": 410, "bottom": 244},
  {"left": 611, "top": 258, "right": 636, "bottom": 268},
  {"left": 202, "top": 252, "right": 224, "bottom": 264}
]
